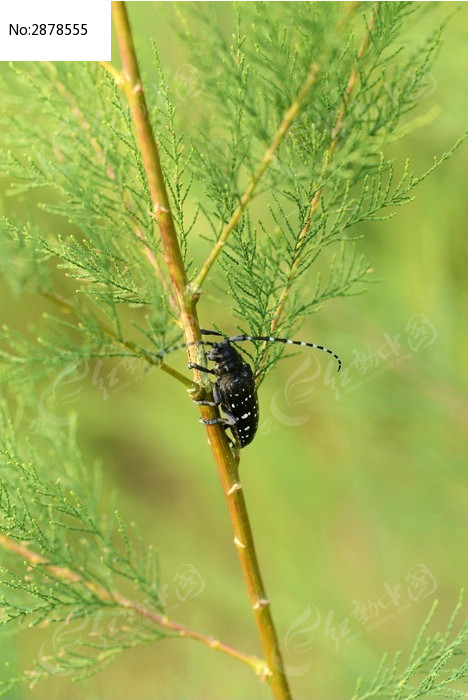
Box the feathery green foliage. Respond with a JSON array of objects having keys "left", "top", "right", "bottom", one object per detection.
[
  {"left": 0, "top": 3, "right": 464, "bottom": 386},
  {"left": 0, "top": 406, "right": 166, "bottom": 694},
  {"left": 0, "top": 1, "right": 465, "bottom": 697},
  {"left": 167, "top": 2, "right": 463, "bottom": 376},
  {"left": 0, "top": 61, "right": 180, "bottom": 387},
  {"left": 352, "top": 594, "right": 467, "bottom": 700}
]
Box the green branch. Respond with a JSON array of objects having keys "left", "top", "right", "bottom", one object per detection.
[{"left": 111, "top": 3, "right": 293, "bottom": 697}]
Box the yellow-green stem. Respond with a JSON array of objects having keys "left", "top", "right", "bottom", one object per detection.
[
  {"left": 0, "top": 534, "right": 266, "bottom": 678},
  {"left": 191, "top": 63, "right": 320, "bottom": 295},
  {"left": 111, "top": 3, "right": 292, "bottom": 697}
]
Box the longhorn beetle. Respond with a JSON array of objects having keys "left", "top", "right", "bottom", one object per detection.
[{"left": 157, "top": 329, "right": 341, "bottom": 449}]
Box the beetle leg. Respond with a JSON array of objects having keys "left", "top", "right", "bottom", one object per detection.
[
  {"left": 199, "top": 417, "right": 232, "bottom": 426},
  {"left": 199, "top": 418, "right": 239, "bottom": 451},
  {"left": 188, "top": 362, "right": 216, "bottom": 375},
  {"left": 221, "top": 411, "right": 237, "bottom": 425},
  {"left": 199, "top": 411, "right": 237, "bottom": 427},
  {"left": 194, "top": 383, "right": 222, "bottom": 408},
  {"left": 223, "top": 426, "right": 238, "bottom": 450}
]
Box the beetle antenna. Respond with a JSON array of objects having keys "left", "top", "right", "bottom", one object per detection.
[
  {"left": 200, "top": 328, "right": 225, "bottom": 337},
  {"left": 228, "top": 334, "right": 342, "bottom": 372},
  {"left": 153, "top": 339, "right": 218, "bottom": 361}
]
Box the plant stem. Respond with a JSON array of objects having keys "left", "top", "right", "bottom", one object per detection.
[
  {"left": 100, "top": 59, "right": 124, "bottom": 85},
  {"left": 111, "top": 3, "right": 292, "bottom": 697},
  {"left": 0, "top": 534, "right": 266, "bottom": 678},
  {"left": 201, "top": 420, "right": 292, "bottom": 697},
  {"left": 191, "top": 64, "right": 320, "bottom": 294},
  {"left": 112, "top": 3, "right": 190, "bottom": 324},
  {"left": 41, "top": 291, "right": 194, "bottom": 390}
]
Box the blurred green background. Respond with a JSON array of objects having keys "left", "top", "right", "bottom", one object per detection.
[{"left": 0, "top": 2, "right": 467, "bottom": 699}]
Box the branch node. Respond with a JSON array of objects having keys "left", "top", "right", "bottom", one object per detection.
[
  {"left": 153, "top": 203, "right": 170, "bottom": 215},
  {"left": 258, "top": 662, "right": 274, "bottom": 681},
  {"left": 187, "top": 283, "right": 202, "bottom": 301},
  {"left": 227, "top": 482, "right": 242, "bottom": 495}
]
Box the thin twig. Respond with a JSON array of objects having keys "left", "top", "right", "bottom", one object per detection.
[
  {"left": 41, "top": 291, "right": 196, "bottom": 391},
  {"left": 256, "top": 6, "right": 376, "bottom": 380},
  {"left": 111, "top": 3, "right": 292, "bottom": 697},
  {"left": 44, "top": 61, "right": 116, "bottom": 180},
  {"left": 0, "top": 534, "right": 267, "bottom": 679},
  {"left": 191, "top": 64, "right": 320, "bottom": 295},
  {"left": 100, "top": 60, "right": 124, "bottom": 85}
]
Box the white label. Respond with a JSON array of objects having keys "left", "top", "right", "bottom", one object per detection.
[{"left": 0, "top": 0, "right": 111, "bottom": 61}]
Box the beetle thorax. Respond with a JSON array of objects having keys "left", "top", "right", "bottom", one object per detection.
[{"left": 207, "top": 341, "right": 244, "bottom": 375}]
